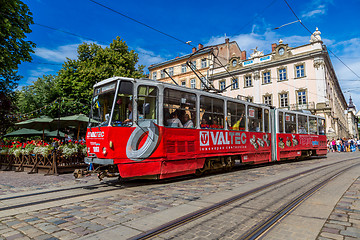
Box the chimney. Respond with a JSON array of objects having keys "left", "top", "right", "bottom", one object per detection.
[
  {"left": 271, "top": 43, "right": 277, "bottom": 52},
  {"left": 241, "top": 51, "right": 246, "bottom": 60},
  {"left": 225, "top": 38, "right": 230, "bottom": 43},
  {"left": 198, "top": 43, "right": 203, "bottom": 50},
  {"left": 192, "top": 47, "right": 197, "bottom": 53}
]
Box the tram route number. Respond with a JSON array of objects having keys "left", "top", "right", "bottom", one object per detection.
[{"left": 93, "top": 147, "right": 99, "bottom": 152}]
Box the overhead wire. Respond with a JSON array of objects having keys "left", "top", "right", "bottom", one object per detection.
[
  {"left": 282, "top": 0, "right": 360, "bottom": 80},
  {"left": 88, "top": 0, "right": 194, "bottom": 48}
]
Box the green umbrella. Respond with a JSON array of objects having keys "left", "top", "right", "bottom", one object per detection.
[
  {"left": 4, "top": 128, "right": 44, "bottom": 137},
  {"left": 45, "top": 130, "right": 66, "bottom": 138},
  {"left": 15, "top": 116, "right": 54, "bottom": 140},
  {"left": 53, "top": 114, "right": 98, "bottom": 140}
]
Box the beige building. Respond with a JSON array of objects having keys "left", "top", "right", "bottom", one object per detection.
[
  {"left": 209, "top": 28, "right": 352, "bottom": 139},
  {"left": 149, "top": 29, "right": 355, "bottom": 139},
  {"left": 148, "top": 39, "right": 244, "bottom": 89}
]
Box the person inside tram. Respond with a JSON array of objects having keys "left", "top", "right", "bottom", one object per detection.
[
  {"left": 201, "top": 118, "right": 209, "bottom": 128},
  {"left": 183, "top": 114, "right": 194, "bottom": 128},
  {"left": 123, "top": 102, "right": 133, "bottom": 124},
  {"left": 232, "top": 113, "right": 245, "bottom": 130},
  {"left": 167, "top": 111, "right": 183, "bottom": 128},
  {"left": 211, "top": 119, "right": 220, "bottom": 129}
]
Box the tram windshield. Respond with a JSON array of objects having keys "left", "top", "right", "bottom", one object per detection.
[
  {"left": 89, "top": 81, "right": 133, "bottom": 127},
  {"left": 89, "top": 82, "right": 117, "bottom": 127}
]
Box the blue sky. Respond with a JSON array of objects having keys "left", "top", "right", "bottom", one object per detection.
[{"left": 19, "top": 0, "right": 360, "bottom": 109}]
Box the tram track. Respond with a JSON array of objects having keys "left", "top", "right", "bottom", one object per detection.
[
  {"left": 128, "top": 157, "right": 360, "bottom": 240},
  {"left": 0, "top": 156, "right": 358, "bottom": 223}
]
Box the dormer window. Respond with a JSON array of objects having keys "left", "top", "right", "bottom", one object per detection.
[{"left": 232, "top": 59, "right": 237, "bottom": 67}]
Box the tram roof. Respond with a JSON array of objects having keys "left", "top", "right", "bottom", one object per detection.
[{"left": 94, "top": 77, "right": 324, "bottom": 120}]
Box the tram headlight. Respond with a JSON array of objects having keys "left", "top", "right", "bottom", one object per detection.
[
  {"left": 102, "top": 147, "right": 107, "bottom": 155},
  {"left": 109, "top": 141, "right": 114, "bottom": 149}
]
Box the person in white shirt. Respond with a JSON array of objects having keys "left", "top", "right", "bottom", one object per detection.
[
  {"left": 167, "top": 111, "right": 183, "bottom": 128},
  {"left": 183, "top": 114, "right": 194, "bottom": 128}
]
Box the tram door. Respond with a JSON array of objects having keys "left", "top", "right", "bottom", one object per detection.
[{"left": 270, "top": 109, "right": 278, "bottom": 161}]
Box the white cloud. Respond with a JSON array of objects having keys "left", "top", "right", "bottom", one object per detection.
[
  {"left": 136, "top": 47, "right": 166, "bottom": 67},
  {"left": 35, "top": 44, "right": 80, "bottom": 63},
  {"left": 205, "top": 30, "right": 312, "bottom": 56},
  {"left": 301, "top": 1, "right": 333, "bottom": 19},
  {"left": 34, "top": 41, "right": 105, "bottom": 63}
]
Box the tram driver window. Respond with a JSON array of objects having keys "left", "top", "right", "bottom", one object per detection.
[
  {"left": 248, "top": 106, "right": 263, "bottom": 132},
  {"left": 309, "top": 117, "right": 318, "bottom": 134},
  {"left": 227, "top": 101, "right": 245, "bottom": 131},
  {"left": 137, "top": 85, "right": 158, "bottom": 123},
  {"left": 298, "top": 115, "right": 308, "bottom": 134},
  {"left": 318, "top": 118, "right": 326, "bottom": 135},
  {"left": 111, "top": 81, "right": 133, "bottom": 127},
  {"left": 163, "top": 89, "right": 196, "bottom": 128},
  {"left": 200, "top": 96, "right": 224, "bottom": 129},
  {"left": 285, "top": 113, "right": 296, "bottom": 133}
]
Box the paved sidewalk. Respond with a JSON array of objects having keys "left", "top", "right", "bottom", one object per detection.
[{"left": 317, "top": 176, "right": 360, "bottom": 240}]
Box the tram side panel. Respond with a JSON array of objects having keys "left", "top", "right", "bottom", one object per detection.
[
  {"left": 165, "top": 129, "right": 272, "bottom": 165},
  {"left": 276, "top": 133, "right": 327, "bottom": 160}
]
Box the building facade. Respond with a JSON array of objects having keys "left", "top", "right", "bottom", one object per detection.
[
  {"left": 210, "top": 29, "right": 350, "bottom": 139},
  {"left": 148, "top": 39, "right": 244, "bottom": 89},
  {"left": 149, "top": 29, "right": 354, "bottom": 139}
]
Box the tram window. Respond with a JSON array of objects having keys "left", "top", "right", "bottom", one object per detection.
[
  {"left": 200, "top": 96, "right": 224, "bottom": 129},
  {"left": 91, "top": 82, "right": 117, "bottom": 127},
  {"left": 164, "top": 89, "right": 196, "bottom": 128},
  {"left": 227, "top": 101, "right": 245, "bottom": 131},
  {"left": 137, "top": 85, "right": 158, "bottom": 123},
  {"left": 111, "top": 81, "right": 133, "bottom": 127},
  {"left": 264, "top": 109, "right": 270, "bottom": 133},
  {"left": 278, "top": 112, "right": 284, "bottom": 133},
  {"left": 285, "top": 113, "right": 296, "bottom": 133},
  {"left": 309, "top": 117, "right": 318, "bottom": 134},
  {"left": 318, "top": 118, "right": 326, "bottom": 135},
  {"left": 248, "top": 106, "right": 263, "bottom": 132},
  {"left": 298, "top": 115, "right": 308, "bottom": 134}
]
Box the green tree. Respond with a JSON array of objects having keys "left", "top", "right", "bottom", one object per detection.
[
  {"left": 16, "top": 37, "right": 145, "bottom": 119},
  {"left": 57, "top": 37, "right": 145, "bottom": 104},
  {"left": 0, "top": 0, "right": 35, "bottom": 134}
]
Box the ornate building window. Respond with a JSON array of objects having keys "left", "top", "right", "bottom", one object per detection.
[
  {"left": 181, "top": 64, "right": 187, "bottom": 73},
  {"left": 263, "top": 94, "right": 272, "bottom": 105},
  {"left": 190, "top": 60, "right": 197, "bottom": 70},
  {"left": 219, "top": 80, "right": 226, "bottom": 91},
  {"left": 201, "top": 58, "right": 207, "bottom": 68},
  {"left": 279, "top": 92, "right": 289, "bottom": 107},
  {"left": 160, "top": 70, "right": 165, "bottom": 78},
  {"left": 263, "top": 71, "right": 271, "bottom": 84},
  {"left": 168, "top": 67, "right": 174, "bottom": 76},
  {"left": 297, "top": 89, "right": 307, "bottom": 105},
  {"left": 181, "top": 80, "right": 186, "bottom": 87},
  {"left": 232, "top": 78, "right": 239, "bottom": 90},
  {"left": 295, "top": 64, "right": 305, "bottom": 78},
  {"left": 152, "top": 72, "right": 157, "bottom": 80},
  {"left": 200, "top": 77, "right": 207, "bottom": 89},
  {"left": 244, "top": 75, "right": 252, "bottom": 87},
  {"left": 190, "top": 78, "right": 196, "bottom": 89},
  {"left": 278, "top": 68, "right": 287, "bottom": 81}
]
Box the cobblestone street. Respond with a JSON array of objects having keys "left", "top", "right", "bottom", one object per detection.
[{"left": 0, "top": 152, "right": 359, "bottom": 239}]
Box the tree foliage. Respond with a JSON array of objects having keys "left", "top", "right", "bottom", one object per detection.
[
  {"left": 0, "top": 0, "right": 35, "bottom": 135},
  {"left": 16, "top": 37, "right": 145, "bottom": 119}
]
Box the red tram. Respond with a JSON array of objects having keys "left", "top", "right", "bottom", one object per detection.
[{"left": 85, "top": 77, "right": 327, "bottom": 179}]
